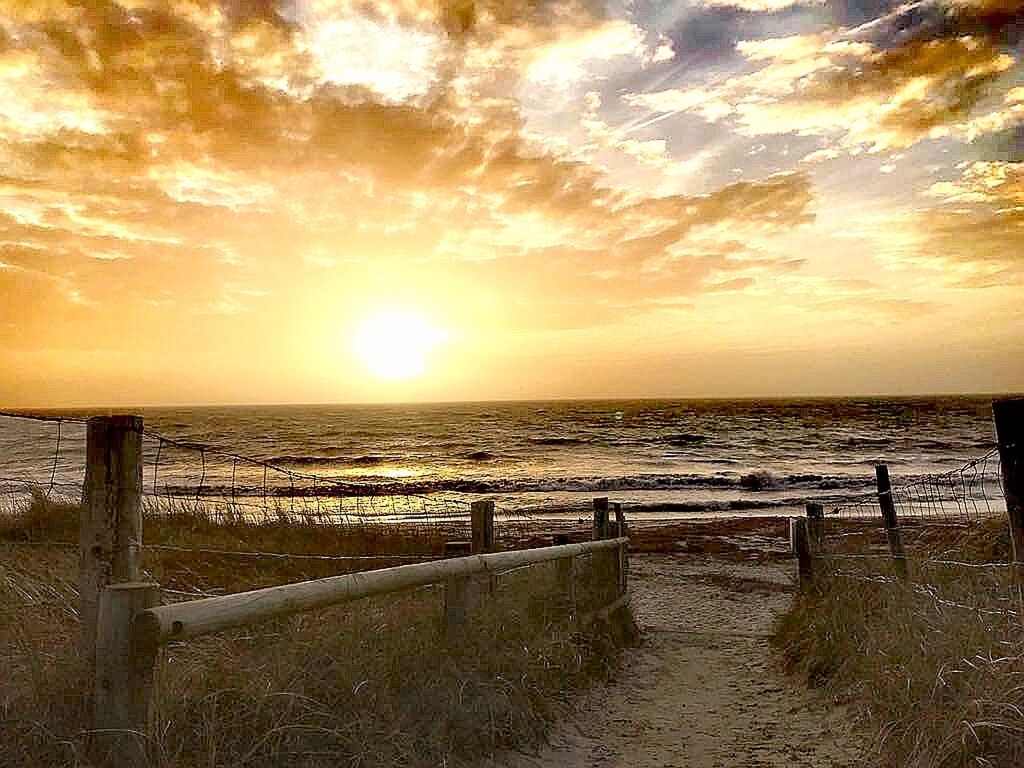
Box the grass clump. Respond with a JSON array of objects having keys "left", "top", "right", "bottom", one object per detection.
[{"left": 774, "top": 518, "right": 1024, "bottom": 768}]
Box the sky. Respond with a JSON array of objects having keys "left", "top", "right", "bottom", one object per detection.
[{"left": 0, "top": 0, "right": 1022, "bottom": 406}]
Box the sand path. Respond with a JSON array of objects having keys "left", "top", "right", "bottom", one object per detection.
[{"left": 499, "top": 553, "right": 864, "bottom": 768}]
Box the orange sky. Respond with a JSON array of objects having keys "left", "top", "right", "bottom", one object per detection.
[{"left": 1, "top": 0, "right": 1023, "bottom": 406}]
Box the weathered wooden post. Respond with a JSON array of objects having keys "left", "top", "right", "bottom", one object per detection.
[
  {"left": 94, "top": 582, "right": 160, "bottom": 765},
  {"left": 789, "top": 517, "right": 812, "bottom": 586},
  {"left": 471, "top": 499, "right": 495, "bottom": 554},
  {"left": 993, "top": 398, "right": 1024, "bottom": 600},
  {"left": 876, "top": 464, "right": 907, "bottom": 579},
  {"left": 592, "top": 498, "right": 611, "bottom": 602},
  {"left": 614, "top": 502, "right": 628, "bottom": 596},
  {"left": 805, "top": 502, "right": 824, "bottom": 553},
  {"left": 592, "top": 497, "right": 609, "bottom": 540},
  {"left": 81, "top": 415, "right": 144, "bottom": 668}
]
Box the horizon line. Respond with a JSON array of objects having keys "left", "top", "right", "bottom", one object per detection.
[{"left": 4, "top": 390, "right": 1023, "bottom": 413}]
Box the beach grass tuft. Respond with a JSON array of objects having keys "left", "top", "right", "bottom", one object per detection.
[{"left": 773, "top": 518, "right": 1024, "bottom": 768}]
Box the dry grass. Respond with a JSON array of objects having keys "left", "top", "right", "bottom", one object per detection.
[
  {"left": 1, "top": 490, "right": 463, "bottom": 590},
  {"left": 774, "top": 517, "right": 1024, "bottom": 768},
  {"left": 0, "top": 496, "right": 636, "bottom": 768}
]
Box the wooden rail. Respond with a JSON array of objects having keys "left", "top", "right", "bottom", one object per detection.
[
  {"left": 136, "top": 537, "right": 628, "bottom": 646},
  {"left": 76, "top": 412, "right": 633, "bottom": 767}
]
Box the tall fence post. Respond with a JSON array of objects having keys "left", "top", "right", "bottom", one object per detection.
[
  {"left": 876, "top": 464, "right": 907, "bottom": 579},
  {"left": 471, "top": 499, "right": 495, "bottom": 554},
  {"left": 592, "top": 497, "right": 609, "bottom": 540},
  {"left": 94, "top": 582, "right": 160, "bottom": 766},
  {"left": 805, "top": 502, "right": 824, "bottom": 553},
  {"left": 790, "top": 517, "right": 812, "bottom": 587},
  {"left": 592, "top": 498, "right": 611, "bottom": 602},
  {"left": 614, "top": 502, "right": 628, "bottom": 596},
  {"left": 81, "top": 415, "right": 144, "bottom": 668},
  {"left": 993, "top": 398, "right": 1024, "bottom": 599}
]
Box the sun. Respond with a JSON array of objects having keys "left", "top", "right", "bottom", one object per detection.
[{"left": 354, "top": 309, "right": 445, "bottom": 381}]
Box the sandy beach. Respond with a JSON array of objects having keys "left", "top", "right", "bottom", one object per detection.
[{"left": 498, "top": 526, "right": 865, "bottom": 767}]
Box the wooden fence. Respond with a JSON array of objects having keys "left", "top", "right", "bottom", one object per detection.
[
  {"left": 789, "top": 396, "right": 1023, "bottom": 588},
  {"left": 77, "top": 415, "right": 630, "bottom": 765}
]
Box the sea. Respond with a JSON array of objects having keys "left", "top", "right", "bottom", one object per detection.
[{"left": 0, "top": 396, "right": 1007, "bottom": 523}]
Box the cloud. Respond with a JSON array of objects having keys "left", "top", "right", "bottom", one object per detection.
[
  {"left": 924, "top": 161, "right": 1023, "bottom": 288},
  {"left": 704, "top": 0, "right": 826, "bottom": 11},
  {"left": 625, "top": 21, "right": 1019, "bottom": 153},
  {"left": 926, "top": 160, "right": 1024, "bottom": 205},
  {"left": 870, "top": 161, "right": 1024, "bottom": 287},
  {"left": 919, "top": 207, "right": 1024, "bottom": 286},
  {"left": 0, "top": 0, "right": 820, "bottom": 347},
  {"left": 523, "top": 20, "right": 648, "bottom": 89}
]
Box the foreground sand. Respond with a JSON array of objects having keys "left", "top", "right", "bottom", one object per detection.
[{"left": 497, "top": 546, "right": 865, "bottom": 767}]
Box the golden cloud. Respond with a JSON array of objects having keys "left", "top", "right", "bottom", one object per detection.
[
  {"left": 0, "top": 0, "right": 819, "bottom": 349},
  {"left": 625, "top": 27, "right": 1020, "bottom": 154}
]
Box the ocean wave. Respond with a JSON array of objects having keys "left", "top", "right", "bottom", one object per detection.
[
  {"left": 528, "top": 437, "right": 587, "bottom": 446},
  {"left": 267, "top": 454, "right": 393, "bottom": 466},
  {"left": 659, "top": 433, "right": 710, "bottom": 446},
  {"left": 155, "top": 471, "right": 876, "bottom": 498}
]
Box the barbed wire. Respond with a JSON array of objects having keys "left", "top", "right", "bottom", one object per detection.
[
  {"left": 807, "top": 444, "right": 1017, "bottom": 631},
  {"left": 825, "top": 446, "right": 1004, "bottom": 522},
  {"left": 139, "top": 428, "right": 479, "bottom": 534},
  {"left": 0, "top": 413, "right": 85, "bottom": 506},
  {"left": 146, "top": 543, "right": 445, "bottom": 562},
  {"left": 822, "top": 552, "right": 1018, "bottom": 570},
  {"left": 0, "top": 411, "right": 88, "bottom": 424},
  {"left": 830, "top": 570, "right": 1020, "bottom": 618},
  {"left": 0, "top": 413, "right": 480, "bottom": 565}
]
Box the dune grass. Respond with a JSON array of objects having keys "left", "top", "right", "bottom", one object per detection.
[
  {"left": 1, "top": 495, "right": 636, "bottom": 768},
  {"left": 773, "top": 517, "right": 1024, "bottom": 768}
]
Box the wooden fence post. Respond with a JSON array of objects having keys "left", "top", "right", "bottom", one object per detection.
[
  {"left": 790, "top": 517, "right": 812, "bottom": 586},
  {"left": 614, "top": 502, "right": 628, "bottom": 595},
  {"left": 876, "top": 464, "right": 907, "bottom": 579},
  {"left": 993, "top": 398, "right": 1024, "bottom": 597},
  {"left": 471, "top": 499, "right": 495, "bottom": 554},
  {"left": 81, "top": 415, "right": 144, "bottom": 668},
  {"left": 592, "top": 498, "right": 611, "bottom": 602},
  {"left": 805, "top": 502, "right": 824, "bottom": 553},
  {"left": 94, "top": 581, "right": 160, "bottom": 766},
  {"left": 592, "top": 497, "right": 609, "bottom": 540}
]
